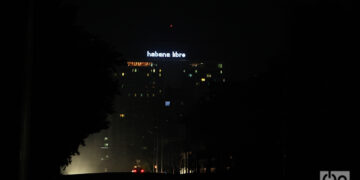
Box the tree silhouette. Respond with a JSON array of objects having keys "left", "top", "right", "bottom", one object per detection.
[{"left": 26, "top": 1, "right": 123, "bottom": 179}]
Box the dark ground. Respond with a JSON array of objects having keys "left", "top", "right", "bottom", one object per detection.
[{"left": 58, "top": 173, "right": 264, "bottom": 180}]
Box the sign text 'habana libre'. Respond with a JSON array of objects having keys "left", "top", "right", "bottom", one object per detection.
[{"left": 147, "top": 51, "right": 186, "bottom": 58}]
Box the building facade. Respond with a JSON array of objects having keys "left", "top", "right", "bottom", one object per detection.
[{"left": 63, "top": 57, "right": 227, "bottom": 174}]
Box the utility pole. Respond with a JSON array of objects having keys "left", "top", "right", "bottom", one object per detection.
[
  {"left": 155, "top": 133, "right": 159, "bottom": 173},
  {"left": 160, "top": 136, "right": 164, "bottom": 173},
  {"left": 20, "top": 0, "right": 35, "bottom": 180}
]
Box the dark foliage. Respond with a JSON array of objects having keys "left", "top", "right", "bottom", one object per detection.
[
  {"left": 27, "top": 1, "right": 123, "bottom": 179},
  {"left": 184, "top": 0, "right": 356, "bottom": 178}
]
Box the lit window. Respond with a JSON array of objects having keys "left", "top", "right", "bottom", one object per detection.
[
  {"left": 146, "top": 73, "right": 150, "bottom": 77},
  {"left": 188, "top": 73, "right": 193, "bottom": 78},
  {"left": 183, "top": 69, "right": 186, "bottom": 73},
  {"left": 104, "top": 143, "right": 109, "bottom": 147},
  {"left": 222, "top": 78, "right": 226, "bottom": 83},
  {"left": 152, "top": 93, "right": 155, "bottom": 97},
  {"left": 194, "top": 70, "right": 198, "bottom": 74},
  {"left": 220, "top": 70, "right": 223, "bottom": 74},
  {"left": 165, "top": 101, "right": 171, "bottom": 107},
  {"left": 152, "top": 68, "right": 156, "bottom": 73},
  {"left": 201, "top": 78, "right": 206, "bottom": 82},
  {"left": 218, "top": 64, "right": 223, "bottom": 69},
  {"left": 121, "top": 72, "right": 125, "bottom": 76},
  {"left": 134, "top": 68, "right": 138, "bottom": 73},
  {"left": 104, "top": 137, "right": 108, "bottom": 141},
  {"left": 120, "top": 114, "right": 125, "bottom": 118},
  {"left": 134, "top": 93, "right": 137, "bottom": 97},
  {"left": 159, "top": 69, "right": 162, "bottom": 73},
  {"left": 159, "top": 73, "right": 162, "bottom": 77},
  {"left": 105, "top": 155, "right": 109, "bottom": 158},
  {"left": 206, "top": 74, "right": 212, "bottom": 78},
  {"left": 140, "top": 93, "right": 143, "bottom": 97}
]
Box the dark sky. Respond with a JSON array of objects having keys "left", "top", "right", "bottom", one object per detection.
[
  {"left": 69, "top": 0, "right": 219, "bottom": 57},
  {"left": 65, "top": 0, "right": 296, "bottom": 80}
]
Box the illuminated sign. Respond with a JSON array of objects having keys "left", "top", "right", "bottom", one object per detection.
[
  {"left": 127, "top": 62, "right": 153, "bottom": 67},
  {"left": 147, "top": 51, "right": 186, "bottom": 58}
]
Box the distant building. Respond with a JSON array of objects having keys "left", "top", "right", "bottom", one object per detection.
[
  {"left": 103, "top": 58, "right": 227, "bottom": 173},
  {"left": 65, "top": 57, "right": 227, "bottom": 174}
]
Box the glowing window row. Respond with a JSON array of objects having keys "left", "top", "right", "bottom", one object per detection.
[{"left": 128, "top": 93, "right": 159, "bottom": 97}]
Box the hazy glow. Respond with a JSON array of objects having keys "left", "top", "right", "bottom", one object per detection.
[
  {"left": 201, "top": 78, "right": 206, "bottom": 82},
  {"left": 180, "top": 168, "right": 192, "bottom": 174},
  {"left": 62, "top": 133, "right": 105, "bottom": 175}
]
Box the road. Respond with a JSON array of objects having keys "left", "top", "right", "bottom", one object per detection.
[{"left": 57, "top": 173, "right": 246, "bottom": 180}]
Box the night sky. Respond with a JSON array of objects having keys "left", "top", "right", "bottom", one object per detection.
[{"left": 65, "top": 0, "right": 294, "bottom": 81}]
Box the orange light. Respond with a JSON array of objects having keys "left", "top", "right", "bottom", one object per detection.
[
  {"left": 127, "top": 62, "right": 153, "bottom": 67},
  {"left": 190, "top": 63, "right": 201, "bottom": 67}
]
